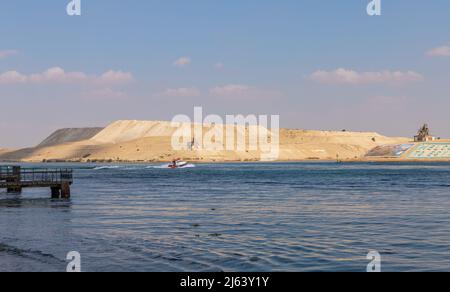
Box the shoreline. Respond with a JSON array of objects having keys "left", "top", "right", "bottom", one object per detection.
[{"left": 2, "top": 159, "right": 450, "bottom": 165}]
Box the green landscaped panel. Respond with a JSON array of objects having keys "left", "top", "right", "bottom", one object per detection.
[{"left": 408, "top": 143, "right": 450, "bottom": 159}]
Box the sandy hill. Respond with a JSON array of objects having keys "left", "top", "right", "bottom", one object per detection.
[
  {"left": 278, "top": 129, "right": 409, "bottom": 161},
  {"left": 90, "top": 120, "right": 269, "bottom": 144},
  {"left": 90, "top": 120, "right": 175, "bottom": 144},
  {"left": 0, "top": 148, "right": 10, "bottom": 155},
  {"left": 38, "top": 127, "right": 104, "bottom": 147},
  {"left": 0, "top": 120, "right": 410, "bottom": 162}
]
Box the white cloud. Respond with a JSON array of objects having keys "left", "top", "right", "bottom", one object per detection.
[
  {"left": 426, "top": 45, "right": 450, "bottom": 57},
  {"left": 0, "top": 71, "right": 27, "bottom": 84},
  {"left": 309, "top": 68, "right": 423, "bottom": 85},
  {"left": 98, "top": 70, "right": 134, "bottom": 85},
  {"left": 173, "top": 57, "right": 191, "bottom": 68},
  {"left": 0, "top": 67, "right": 134, "bottom": 86},
  {"left": 0, "top": 50, "right": 18, "bottom": 59},
  {"left": 161, "top": 87, "right": 200, "bottom": 97},
  {"left": 28, "top": 67, "right": 88, "bottom": 83}
]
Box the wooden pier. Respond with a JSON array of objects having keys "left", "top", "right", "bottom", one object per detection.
[{"left": 0, "top": 166, "right": 73, "bottom": 199}]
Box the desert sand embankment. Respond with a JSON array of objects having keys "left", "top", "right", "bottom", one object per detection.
[
  {"left": 0, "top": 120, "right": 411, "bottom": 163},
  {"left": 0, "top": 148, "right": 10, "bottom": 156}
]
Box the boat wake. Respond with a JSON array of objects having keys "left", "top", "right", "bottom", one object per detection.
[
  {"left": 148, "top": 164, "right": 196, "bottom": 169},
  {"left": 93, "top": 166, "right": 122, "bottom": 170}
]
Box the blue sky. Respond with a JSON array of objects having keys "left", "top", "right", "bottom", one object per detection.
[{"left": 1, "top": 0, "right": 450, "bottom": 147}]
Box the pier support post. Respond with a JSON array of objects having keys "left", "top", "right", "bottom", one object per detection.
[
  {"left": 6, "top": 166, "right": 22, "bottom": 194},
  {"left": 51, "top": 183, "right": 71, "bottom": 199},
  {"left": 61, "top": 182, "right": 71, "bottom": 199},
  {"left": 51, "top": 187, "right": 61, "bottom": 199}
]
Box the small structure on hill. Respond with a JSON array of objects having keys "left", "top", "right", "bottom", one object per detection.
[{"left": 414, "top": 124, "right": 436, "bottom": 142}]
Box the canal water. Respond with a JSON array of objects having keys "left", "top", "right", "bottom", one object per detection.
[{"left": 1, "top": 162, "right": 450, "bottom": 272}]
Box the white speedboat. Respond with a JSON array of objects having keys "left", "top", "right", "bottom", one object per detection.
[{"left": 168, "top": 160, "right": 189, "bottom": 169}]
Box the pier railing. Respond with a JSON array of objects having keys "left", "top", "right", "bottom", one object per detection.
[{"left": 0, "top": 167, "right": 73, "bottom": 184}]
